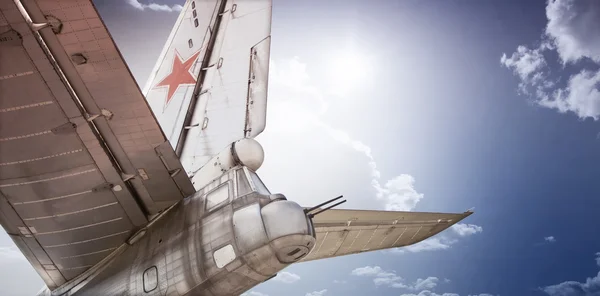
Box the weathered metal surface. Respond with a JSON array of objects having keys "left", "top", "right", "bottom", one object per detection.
[
  {"left": 301, "top": 209, "right": 473, "bottom": 262},
  {"left": 0, "top": 0, "right": 192, "bottom": 287},
  {"left": 163, "top": 0, "right": 273, "bottom": 176},
  {"left": 143, "top": 0, "right": 222, "bottom": 149},
  {"left": 36, "top": 167, "right": 317, "bottom": 296},
  {"left": 190, "top": 138, "right": 265, "bottom": 190}
]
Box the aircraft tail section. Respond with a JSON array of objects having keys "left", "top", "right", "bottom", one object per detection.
[
  {"left": 144, "top": 0, "right": 273, "bottom": 184},
  {"left": 143, "top": 0, "right": 224, "bottom": 148}
]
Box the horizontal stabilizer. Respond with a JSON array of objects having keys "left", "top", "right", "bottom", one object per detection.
[{"left": 301, "top": 209, "right": 473, "bottom": 262}]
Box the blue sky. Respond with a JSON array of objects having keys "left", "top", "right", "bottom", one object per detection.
[{"left": 2, "top": 0, "right": 600, "bottom": 295}]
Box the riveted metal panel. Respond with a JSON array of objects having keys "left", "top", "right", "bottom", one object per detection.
[
  {"left": 177, "top": 0, "right": 272, "bottom": 175},
  {"left": 232, "top": 203, "right": 267, "bottom": 254},
  {"left": 301, "top": 209, "right": 473, "bottom": 262},
  {"left": 0, "top": 0, "right": 192, "bottom": 288}
]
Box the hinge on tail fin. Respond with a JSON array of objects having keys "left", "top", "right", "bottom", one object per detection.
[{"left": 304, "top": 195, "right": 347, "bottom": 218}]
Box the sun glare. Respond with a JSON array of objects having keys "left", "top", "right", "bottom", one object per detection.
[{"left": 326, "top": 50, "right": 372, "bottom": 95}]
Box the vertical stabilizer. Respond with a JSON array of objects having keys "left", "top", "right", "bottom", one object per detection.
[
  {"left": 144, "top": 0, "right": 273, "bottom": 182},
  {"left": 143, "top": 0, "right": 223, "bottom": 148}
]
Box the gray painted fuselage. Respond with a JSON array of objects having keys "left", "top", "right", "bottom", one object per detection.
[{"left": 37, "top": 167, "right": 315, "bottom": 296}]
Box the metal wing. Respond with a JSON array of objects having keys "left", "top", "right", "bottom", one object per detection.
[
  {"left": 0, "top": 0, "right": 193, "bottom": 289},
  {"left": 143, "top": 0, "right": 272, "bottom": 179},
  {"left": 301, "top": 209, "right": 473, "bottom": 262}
]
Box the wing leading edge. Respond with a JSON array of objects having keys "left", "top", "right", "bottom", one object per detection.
[{"left": 301, "top": 209, "right": 473, "bottom": 262}]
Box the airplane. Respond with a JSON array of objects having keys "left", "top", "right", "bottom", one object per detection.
[{"left": 0, "top": 0, "right": 473, "bottom": 295}]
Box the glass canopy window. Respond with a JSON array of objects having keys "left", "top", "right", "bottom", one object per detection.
[
  {"left": 236, "top": 168, "right": 252, "bottom": 196},
  {"left": 236, "top": 167, "right": 270, "bottom": 196},
  {"left": 247, "top": 169, "right": 270, "bottom": 195}
]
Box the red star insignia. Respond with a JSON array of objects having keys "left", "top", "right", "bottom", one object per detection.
[{"left": 154, "top": 50, "right": 201, "bottom": 106}]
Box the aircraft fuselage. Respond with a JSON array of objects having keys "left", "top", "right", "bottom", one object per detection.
[{"left": 37, "top": 167, "right": 315, "bottom": 296}]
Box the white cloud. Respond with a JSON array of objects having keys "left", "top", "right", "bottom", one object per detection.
[
  {"left": 541, "top": 252, "right": 600, "bottom": 295},
  {"left": 501, "top": 0, "right": 600, "bottom": 121},
  {"left": 375, "top": 174, "right": 424, "bottom": 211},
  {"left": 400, "top": 291, "right": 459, "bottom": 296},
  {"left": 451, "top": 223, "right": 483, "bottom": 237},
  {"left": 500, "top": 45, "right": 548, "bottom": 85},
  {"left": 405, "top": 238, "right": 455, "bottom": 252},
  {"left": 126, "top": 0, "right": 144, "bottom": 9},
  {"left": 544, "top": 236, "right": 557, "bottom": 243},
  {"left": 319, "top": 125, "right": 424, "bottom": 211},
  {"left": 319, "top": 126, "right": 381, "bottom": 180},
  {"left": 351, "top": 266, "right": 383, "bottom": 276},
  {"left": 273, "top": 271, "right": 301, "bottom": 284},
  {"left": 268, "top": 57, "right": 425, "bottom": 211},
  {"left": 400, "top": 292, "right": 495, "bottom": 296},
  {"left": 333, "top": 280, "right": 347, "bottom": 284},
  {"left": 392, "top": 237, "right": 456, "bottom": 254},
  {"left": 545, "top": 0, "right": 600, "bottom": 63},
  {"left": 542, "top": 271, "right": 600, "bottom": 296},
  {"left": 389, "top": 223, "right": 482, "bottom": 254},
  {"left": 241, "top": 292, "right": 269, "bottom": 296},
  {"left": 305, "top": 289, "right": 327, "bottom": 296},
  {"left": 351, "top": 266, "right": 440, "bottom": 290},
  {"left": 351, "top": 266, "right": 405, "bottom": 288},
  {"left": 125, "top": 0, "right": 183, "bottom": 12},
  {"left": 538, "top": 70, "right": 600, "bottom": 120},
  {"left": 373, "top": 271, "right": 407, "bottom": 289},
  {"left": 500, "top": 43, "right": 554, "bottom": 98},
  {"left": 269, "top": 57, "right": 328, "bottom": 119},
  {"left": 444, "top": 278, "right": 451, "bottom": 283},
  {"left": 414, "top": 277, "right": 440, "bottom": 291}
]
